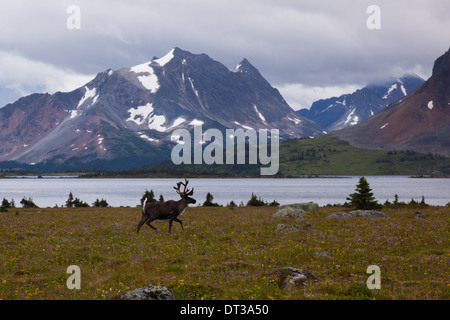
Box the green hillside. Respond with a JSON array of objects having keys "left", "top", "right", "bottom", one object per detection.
[{"left": 279, "top": 135, "right": 450, "bottom": 176}]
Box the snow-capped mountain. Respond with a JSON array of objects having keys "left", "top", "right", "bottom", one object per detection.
[
  {"left": 297, "top": 74, "right": 424, "bottom": 132},
  {"left": 335, "top": 47, "right": 450, "bottom": 157},
  {"left": 0, "top": 47, "right": 322, "bottom": 170}
]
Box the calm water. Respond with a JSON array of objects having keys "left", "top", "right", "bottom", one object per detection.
[{"left": 0, "top": 176, "right": 448, "bottom": 208}]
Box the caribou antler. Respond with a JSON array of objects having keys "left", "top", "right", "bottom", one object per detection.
[{"left": 174, "top": 179, "right": 194, "bottom": 197}]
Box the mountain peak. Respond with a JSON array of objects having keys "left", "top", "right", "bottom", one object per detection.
[
  {"left": 0, "top": 47, "right": 323, "bottom": 170},
  {"left": 233, "top": 58, "right": 262, "bottom": 78},
  {"left": 335, "top": 47, "right": 450, "bottom": 157},
  {"left": 432, "top": 46, "right": 450, "bottom": 77}
]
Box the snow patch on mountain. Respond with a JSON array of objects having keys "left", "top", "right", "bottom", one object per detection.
[
  {"left": 189, "top": 119, "right": 204, "bottom": 126},
  {"left": 70, "top": 110, "right": 79, "bottom": 119},
  {"left": 188, "top": 77, "right": 199, "bottom": 97},
  {"left": 148, "top": 114, "right": 167, "bottom": 132},
  {"left": 253, "top": 105, "right": 267, "bottom": 122},
  {"left": 344, "top": 109, "right": 359, "bottom": 126},
  {"left": 126, "top": 103, "right": 167, "bottom": 132},
  {"left": 288, "top": 117, "right": 302, "bottom": 125},
  {"left": 138, "top": 132, "right": 159, "bottom": 143},
  {"left": 127, "top": 103, "right": 154, "bottom": 126},
  {"left": 234, "top": 121, "right": 253, "bottom": 130},
  {"left": 400, "top": 84, "right": 407, "bottom": 96},
  {"left": 154, "top": 48, "right": 175, "bottom": 67},
  {"left": 77, "top": 86, "right": 97, "bottom": 108},
  {"left": 169, "top": 117, "right": 186, "bottom": 129},
  {"left": 232, "top": 63, "right": 242, "bottom": 72},
  {"left": 383, "top": 83, "right": 397, "bottom": 99},
  {"left": 130, "top": 62, "right": 160, "bottom": 93},
  {"left": 428, "top": 101, "right": 434, "bottom": 110}
]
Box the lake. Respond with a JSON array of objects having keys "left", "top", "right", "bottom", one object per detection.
[{"left": 0, "top": 176, "right": 448, "bottom": 208}]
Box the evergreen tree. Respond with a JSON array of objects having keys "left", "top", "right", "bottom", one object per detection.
[
  {"left": 140, "top": 189, "right": 156, "bottom": 205},
  {"left": 66, "top": 192, "right": 74, "bottom": 208},
  {"left": 202, "top": 192, "right": 220, "bottom": 207},
  {"left": 93, "top": 198, "right": 109, "bottom": 207},
  {"left": 346, "top": 177, "right": 380, "bottom": 210},
  {"left": 2, "top": 198, "right": 11, "bottom": 209},
  {"left": 246, "top": 193, "right": 266, "bottom": 206},
  {"left": 20, "top": 197, "right": 38, "bottom": 208}
]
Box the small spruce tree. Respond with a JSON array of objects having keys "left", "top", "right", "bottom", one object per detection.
[
  {"left": 346, "top": 177, "right": 380, "bottom": 210},
  {"left": 202, "top": 192, "right": 220, "bottom": 207},
  {"left": 140, "top": 189, "right": 156, "bottom": 205}
]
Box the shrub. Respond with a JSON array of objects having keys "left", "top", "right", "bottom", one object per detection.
[
  {"left": 66, "top": 192, "right": 89, "bottom": 208},
  {"left": 93, "top": 198, "right": 109, "bottom": 207},
  {"left": 344, "top": 283, "right": 373, "bottom": 300},
  {"left": 202, "top": 192, "right": 220, "bottom": 207},
  {"left": 227, "top": 200, "right": 237, "bottom": 208},
  {"left": 268, "top": 200, "right": 280, "bottom": 206},
  {"left": 2, "top": 198, "right": 12, "bottom": 209},
  {"left": 246, "top": 193, "right": 266, "bottom": 206},
  {"left": 20, "top": 197, "right": 38, "bottom": 208}
]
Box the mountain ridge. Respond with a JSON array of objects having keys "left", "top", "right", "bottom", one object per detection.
[
  {"left": 297, "top": 74, "right": 425, "bottom": 132},
  {"left": 334, "top": 47, "right": 450, "bottom": 157},
  {"left": 0, "top": 47, "right": 322, "bottom": 170}
]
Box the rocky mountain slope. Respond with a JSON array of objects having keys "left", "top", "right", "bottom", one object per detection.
[
  {"left": 334, "top": 47, "right": 450, "bottom": 157},
  {"left": 0, "top": 48, "right": 322, "bottom": 170},
  {"left": 297, "top": 75, "right": 424, "bottom": 132}
]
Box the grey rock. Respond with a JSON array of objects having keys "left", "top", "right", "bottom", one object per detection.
[
  {"left": 275, "top": 224, "right": 310, "bottom": 232},
  {"left": 314, "top": 251, "right": 332, "bottom": 258},
  {"left": 414, "top": 211, "right": 424, "bottom": 219},
  {"left": 273, "top": 202, "right": 319, "bottom": 219},
  {"left": 280, "top": 202, "right": 319, "bottom": 212},
  {"left": 274, "top": 267, "right": 316, "bottom": 288},
  {"left": 327, "top": 210, "right": 389, "bottom": 219},
  {"left": 119, "top": 285, "right": 175, "bottom": 300}
]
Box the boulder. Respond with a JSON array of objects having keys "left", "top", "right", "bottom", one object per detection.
[
  {"left": 273, "top": 267, "right": 316, "bottom": 288},
  {"left": 273, "top": 207, "right": 306, "bottom": 219},
  {"left": 273, "top": 202, "right": 319, "bottom": 219},
  {"left": 281, "top": 202, "right": 319, "bottom": 212},
  {"left": 119, "top": 285, "right": 175, "bottom": 300},
  {"left": 327, "top": 210, "right": 389, "bottom": 219}
]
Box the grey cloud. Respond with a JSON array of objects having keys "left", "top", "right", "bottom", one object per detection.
[{"left": 0, "top": 0, "right": 449, "bottom": 108}]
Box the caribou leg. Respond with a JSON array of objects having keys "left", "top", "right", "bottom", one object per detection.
[
  {"left": 145, "top": 218, "right": 159, "bottom": 231},
  {"left": 173, "top": 217, "right": 184, "bottom": 231},
  {"left": 136, "top": 216, "right": 149, "bottom": 234}
]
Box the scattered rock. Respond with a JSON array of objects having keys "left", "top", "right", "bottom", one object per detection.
[
  {"left": 314, "top": 251, "right": 332, "bottom": 258},
  {"left": 327, "top": 210, "right": 389, "bottom": 219},
  {"left": 273, "top": 208, "right": 306, "bottom": 219},
  {"left": 282, "top": 202, "right": 319, "bottom": 212},
  {"left": 275, "top": 224, "right": 310, "bottom": 232},
  {"left": 330, "top": 265, "right": 341, "bottom": 270},
  {"left": 273, "top": 202, "right": 318, "bottom": 218},
  {"left": 119, "top": 285, "right": 175, "bottom": 300},
  {"left": 414, "top": 211, "right": 424, "bottom": 219},
  {"left": 273, "top": 267, "right": 316, "bottom": 288}
]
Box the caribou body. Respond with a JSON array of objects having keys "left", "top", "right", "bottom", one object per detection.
[{"left": 137, "top": 179, "right": 196, "bottom": 233}]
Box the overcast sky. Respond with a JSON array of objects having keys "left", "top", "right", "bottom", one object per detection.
[{"left": 1, "top": 0, "right": 449, "bottom": 109}]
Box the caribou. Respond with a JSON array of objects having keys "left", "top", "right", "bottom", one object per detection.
[{"left": 137, "top": 179, "right": 196, "bottom": 233}]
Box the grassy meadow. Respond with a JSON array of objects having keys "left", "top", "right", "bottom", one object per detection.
[{"left": 0, "top": 205, "right": 448, "bottom": 300}]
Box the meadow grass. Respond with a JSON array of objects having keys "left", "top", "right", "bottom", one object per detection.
[{"left": 0, "top": 205, "right": 448, "bottom": 300}]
